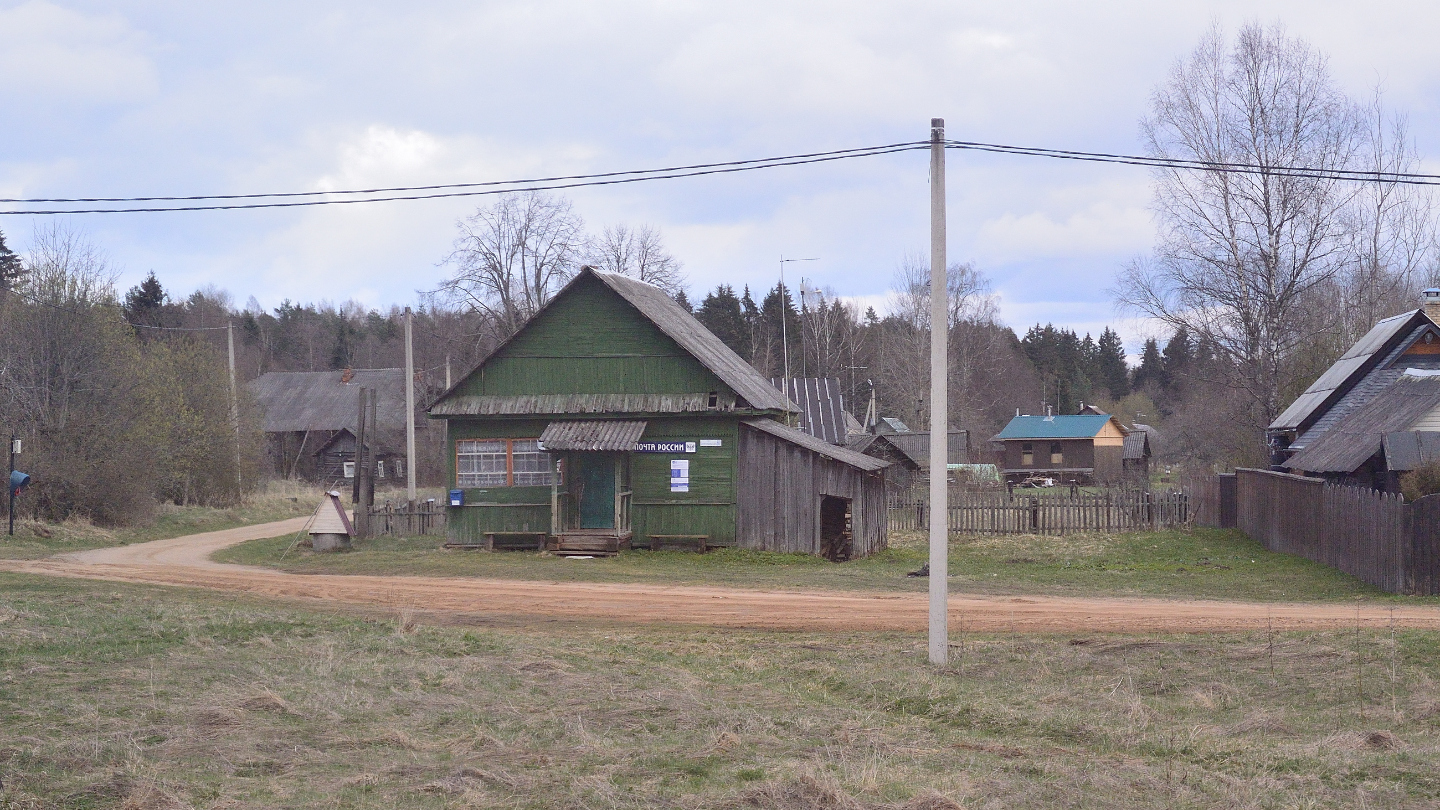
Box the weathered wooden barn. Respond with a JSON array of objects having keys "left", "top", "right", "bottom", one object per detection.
[
  {"left": 247, "top": 368, "right": 411, "bottom": 482},
  {"left": 845, "top": 432, "right": 923, "bottom": 492},
  {"left": 427, "top": 268, "right": 890, "bottom": 559},
  {"left": 992, "top": 414, "right": 1128, "bottom": 484}
]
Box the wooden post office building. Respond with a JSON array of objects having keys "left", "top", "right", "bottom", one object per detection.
[{"left": 426, "top": 268, "right": 889, "bottom": 560}]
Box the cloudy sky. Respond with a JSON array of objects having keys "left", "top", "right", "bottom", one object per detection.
[{"left": 2, "top": 1, "right": 1437, "bottom": 350}]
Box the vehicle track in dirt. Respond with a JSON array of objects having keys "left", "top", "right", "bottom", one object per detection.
[{"left": 3, "top": 518, "right": 1439, "bottom": 634}]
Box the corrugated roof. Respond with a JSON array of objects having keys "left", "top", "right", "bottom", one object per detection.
[
  {"left": 539, "top": 420, "right": 647, "bottom": 451},
  {"left": 770, "top": 377, "right": 848, "bottom": 444},
  {"left": 1271, "top": 310, "right": 1427, "bottom": 431},
  {"left": 429, "top": 393, "right": 718, "bottom": 417},
  {"left": 593, "top": 272, "right": 795, "bottom": 412},
  {"left": 428, "top": 268, "right": 795, "bottom": 416},
  {"left": 743, "top": 418, "right": 889, "bottom": 471},
  {"left": 1382, "top": 431, "right": 1440, "bottom": 472},
  {"left": 1285, "top": 375, "right": 1440, "bottom": 473},
  {"left": 1123, "top": 431, "right": 1150, "bottom": 460},
  {"left": 248, "top": 369, "right": 407, "bottom": 435},
  {"left": 995, "top": 414, "right": 1117, "bottom": 440}
]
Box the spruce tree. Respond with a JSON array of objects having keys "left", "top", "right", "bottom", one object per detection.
[
  {"left": 1132, "top": 338, "right": 1164, "bottom": 391},
  {"left": 1161, "top": 326, "right": 1193, "bottom": 391},
  {"left": 695, "top": 285, "right": 750, "bottom": 358},
  {"left": 0, "top": 230, "right": 21, "bottom": 290},
  {"left": 1096, "top": 326, "right": 1130, "bottom": 399}
]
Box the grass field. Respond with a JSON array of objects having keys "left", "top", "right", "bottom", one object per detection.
[
  {"left": 2, "top": 572, "right": 1439, "bottom": 808},
  {"left": 0, "top": 481, "right": 323, "bottom": 561},
  {"left": 215, "top": 525, "right": 1406, "bottom": 603}
]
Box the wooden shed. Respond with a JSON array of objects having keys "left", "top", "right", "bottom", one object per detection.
[{"left": 426, "top": 267, "right": 890, "bottom": 559}]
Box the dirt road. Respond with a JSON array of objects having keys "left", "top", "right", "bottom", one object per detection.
[{"left": 4, "top": 518, "right": 1440, "bottom": 633}]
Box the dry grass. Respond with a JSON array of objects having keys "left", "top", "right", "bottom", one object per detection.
[
  {"left": 0, "top": 479, "right": 320, "bottom": 561},
  {"left": 3, "top": 573, "right": 1440, "bottom": 808}
]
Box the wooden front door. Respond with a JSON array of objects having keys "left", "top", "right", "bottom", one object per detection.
[{"left": 576, "top": 453, "right": 617, "bottom": 529}]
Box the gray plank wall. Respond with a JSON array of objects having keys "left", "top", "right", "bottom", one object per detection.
[{"left": 736, "top": 424, "right": 887, "bottom": 557}]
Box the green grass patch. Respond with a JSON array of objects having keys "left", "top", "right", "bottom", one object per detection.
[
  {"left": 215, "top": 525, "right": 1411, "bottom": 603},
  {"left": 2, "top": 572, "right": 1439, "bottom": 808}
]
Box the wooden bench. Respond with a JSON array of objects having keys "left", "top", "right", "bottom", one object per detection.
[
  {"left": 647, "top": 534, "right": 709, "bottom": 553},
  {"left": 445, "top": 532, "right": 548, "bottom": 552}
]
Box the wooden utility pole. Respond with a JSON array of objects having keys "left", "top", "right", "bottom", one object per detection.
[
  {"left": 228, "top": 321, "right": 243, "bottom": 502},
  {"left": 353, "top": 386, "right": 365, "bottom": 505},
  {"left": 928, "top": 117, "right": 949, "bottom": 666},
  {"left": 404, "top": 307, "right": 417, "bottom": 509}
]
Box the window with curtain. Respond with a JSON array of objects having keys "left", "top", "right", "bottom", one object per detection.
[
  {"left": 1050, "top": 443, "right": 1063, "bottom": 465},
  {"left": 1021, "top": 442, "right": 1033, "bottom": 465}
]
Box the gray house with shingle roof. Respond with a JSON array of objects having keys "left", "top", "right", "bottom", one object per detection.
[{"left": 1270, "top": 290, "right": 1440, "bottom": 490}]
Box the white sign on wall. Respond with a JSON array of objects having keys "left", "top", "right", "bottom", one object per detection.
[{"left": 670, "top": 459, "right": 690, "bottom": 493}]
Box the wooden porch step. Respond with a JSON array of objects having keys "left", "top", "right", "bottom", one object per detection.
[{"left": 549, "top": 531, "right": 633, "bottom": 557}]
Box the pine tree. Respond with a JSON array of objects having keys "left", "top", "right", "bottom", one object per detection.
[
  {"left": 695, "top": 285, "right": 750, "bottom": 359},
  {"left": 0, "top": 230, "right": 22, "bottom": 290},
  {"left": 1132, "top": 338, "right": 1164, "bottom": 391},
  {"left": 1096, "top": 326, "right": 1130, "bottom": 399}
]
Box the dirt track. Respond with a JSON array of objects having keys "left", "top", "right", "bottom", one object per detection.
[{"left": 4, "top": 518, "right": 1440, "bottom": 634}]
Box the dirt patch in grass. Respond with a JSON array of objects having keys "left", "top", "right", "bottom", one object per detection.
[{"left": 4, "top": 573, "right": 1440, "bottom": 808}]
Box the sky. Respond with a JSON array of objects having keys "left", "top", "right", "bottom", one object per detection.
[{"left": 2, "top": 1, "right": 1439, "bottom": 354}]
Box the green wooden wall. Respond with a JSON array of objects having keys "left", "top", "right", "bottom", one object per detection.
[
  {"left": 458, "top": 275, "right": 730, "bottom": 397},
  {"left": 446, "top": 418, "right": 554, "bottom": 543}
]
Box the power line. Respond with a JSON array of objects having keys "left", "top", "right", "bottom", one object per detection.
[
  {"left": 8, "top": 136, "right": 1440, "bottom": 216},
  {"left": 0, "top": 143, "right": 930, "bottom": 215},
  {"left": 944, "top": 140, "right": 1440, "bottom": 186}
]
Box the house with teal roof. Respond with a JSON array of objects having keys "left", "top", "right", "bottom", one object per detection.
[{"left": 992, "top": 413, "right": 1129, "bottom": 485}]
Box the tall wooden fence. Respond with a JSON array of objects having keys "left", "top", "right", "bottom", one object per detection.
[
  {"left": 1234, "top": 468, "right": 1440, "bottom": 595},
  {"left": 888, "top": 489, "right": 1190, "bottom": 535}
]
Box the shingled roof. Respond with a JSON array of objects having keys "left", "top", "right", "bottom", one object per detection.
[
  {"left": 1285, "top": 374, "right": 1440, "bottom": 474},
  {"left": 248, "top": 369, "right": 407, "bottom": 435}
]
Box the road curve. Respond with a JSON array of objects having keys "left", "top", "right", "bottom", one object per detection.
[{"left": 3, "top": 518, "right": 1440, "bottom": 634}]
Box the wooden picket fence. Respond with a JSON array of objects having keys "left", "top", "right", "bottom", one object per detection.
[
  {"left": 364, "top": 499, "right": 446, "bottom": 537},
  {"left": 888, "top": 489, "right": 1190, "bottom": 535}
]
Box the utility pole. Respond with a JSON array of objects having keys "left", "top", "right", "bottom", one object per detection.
[
  {"left": 227, "top": 321, "right": 242, "bottom": 502},
  {"left": 928, "top": 117, "right": 949, "bottom": 666},
  {"left": 404, "top": 307, "right": 417, "bottom": 509}
]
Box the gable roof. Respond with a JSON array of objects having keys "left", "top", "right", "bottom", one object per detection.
[
  {"left": 248, "top": 369, "right": 407, "bottom": 435},
  {"left": 1122, "top": 431, "right": 1150, "bottom": 460},
  {"left": 1285, "top": 374, "right": 1440, "bottom": 473},
  {"left": 429, "top": 269, "right": 795, "bottom": 415},
  {"left": 743, "top": 418, "right": 889, "bottom": 471},
  {"left": 1271, "top": 309, "right": 1431, "bottom": 433},
  {"left": 995, "top": 414, "right": 1120, "bottom": 440},
  {"left": 1382, "top": 431, "right": 1440, "bottom": 472},
  {"left": 770, "top": 377, "right": 848, "bottom": 444},
  {"left": 845, "top": 432, "right": 922, "bottom": 469}
]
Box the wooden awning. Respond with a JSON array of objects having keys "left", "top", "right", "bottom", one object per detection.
[{"left": 539, "top": 420, "right": 647, "bottom": 452}]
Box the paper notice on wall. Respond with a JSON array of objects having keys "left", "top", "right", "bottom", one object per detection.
[{"left": 670, "top": 459, "right": 690, "bottom": 493}]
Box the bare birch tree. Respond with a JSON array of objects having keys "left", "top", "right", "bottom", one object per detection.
[
  {"left": 440, "top": 191, "right": 585, "bottom": 338},
  {"left": 1116, "top": 23, "right": 1368, "bottom": 428},
  {"left": 587, "top": 223, "right": 686, "bottom": 295}
]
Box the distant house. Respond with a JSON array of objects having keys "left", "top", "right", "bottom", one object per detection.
[
  {"left": 426, "top": 268, "right": 889, "bottom": 560},
  {"left": 845, "top": 432, "right": 922, "bottom": 491},
  {"left": 247, "top": 368, "right": 411, "bottom": 483},
  {"left": 992, "top": 414, "right": 1128, "bottom": 484},
  {"left": 1270, "top": 290, "right": 1440, "bottom": 491}
]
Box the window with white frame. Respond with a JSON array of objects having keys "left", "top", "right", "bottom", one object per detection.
[
  {"left": 456, "top": 438, "right": 557, "bottom": 487},
  {"left": 456, "top": 439, "right": 508, "bottom": 487}
]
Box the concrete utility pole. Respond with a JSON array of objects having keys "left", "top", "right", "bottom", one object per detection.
[
  {"left": 227, "top": 321, "right": 242, "bottom": 502},
  {"left": 404, "top": 307, "right": 417, "bottom": 508},
  {"left": 928, "top": 117, "right": 949, "bottom": 666}
]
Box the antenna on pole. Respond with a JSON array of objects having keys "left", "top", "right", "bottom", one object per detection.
[{"left": 778, "top": 256, "right": 818, "bottom": 384}]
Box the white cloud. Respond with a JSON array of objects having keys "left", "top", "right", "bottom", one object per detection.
[{"left": 0, "top": 2, "right": 156, "bottom": 103}]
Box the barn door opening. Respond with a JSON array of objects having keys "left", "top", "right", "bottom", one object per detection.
[{"left": 819, "top": 495, "right": 853, "bottom": 562}]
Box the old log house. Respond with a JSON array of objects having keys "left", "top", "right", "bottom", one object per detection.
[{"left": 427, "top": 268, "right": 889, "bottom": 559}]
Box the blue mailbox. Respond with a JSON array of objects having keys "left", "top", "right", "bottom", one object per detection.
[
  {"left": 10, "top": 470, "right": 29, "bottom": 495},
  {"left": 448, "top": 489, "right": 464, "bottom": 507}
]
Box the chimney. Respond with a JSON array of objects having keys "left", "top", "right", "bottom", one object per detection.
[{"left": 1424, "top": 288, "right": 1440, "bottom": 323}]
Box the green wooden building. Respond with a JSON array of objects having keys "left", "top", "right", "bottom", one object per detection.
[{"left": 427, "top": 268, "right": 889, "bottom": 559}]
